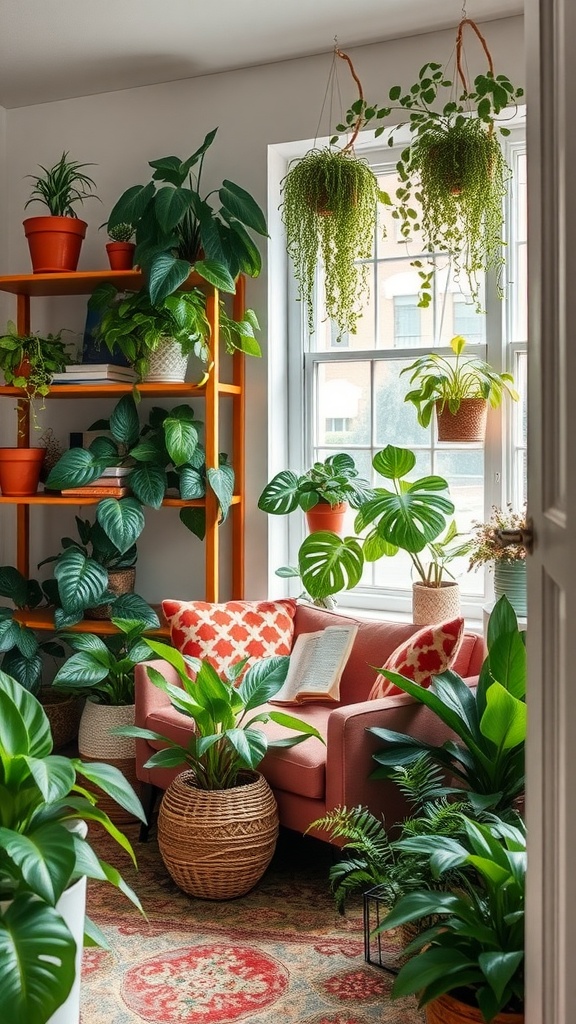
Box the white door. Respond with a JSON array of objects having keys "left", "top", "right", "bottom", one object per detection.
[{"left": 525, "top": 0, "right": 576, "bottom": 1019}]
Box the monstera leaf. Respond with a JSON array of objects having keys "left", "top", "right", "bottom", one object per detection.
[{"left": 298, "top": 532, "right": 364, "bottom": 600}]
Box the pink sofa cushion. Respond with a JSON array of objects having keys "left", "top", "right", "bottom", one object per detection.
[
  {"left": 368, "top": 617, "right": 465, "bottom": 699},
  {"left": 161, "top": 598, "right": 297, "bottom": 674}
]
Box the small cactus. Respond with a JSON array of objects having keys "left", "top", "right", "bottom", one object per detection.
[{"left": 108, "top": 222, "right": 134, "bottom": 243}]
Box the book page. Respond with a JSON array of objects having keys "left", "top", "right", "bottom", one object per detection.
[{"left": 270, "top": 624, "right": 358, "bottom": 704}]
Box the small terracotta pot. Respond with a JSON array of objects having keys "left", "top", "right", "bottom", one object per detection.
[
  {"left": 106, "top": 241, "right": 136, "bottom": 270},
  {"left": 23, "top": 215, "right": 87, "bottom": 273},
  {"left": 305, "top": 501, "right": 348, "bottom": 535},
  {"left": 0, "top": 447, "right": 45, "bottom": 496}
]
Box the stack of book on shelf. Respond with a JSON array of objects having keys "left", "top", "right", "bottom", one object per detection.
[
  {"left": 61, "top": 466, "right": 131, "bottom": 499},
  {"left": 52, "top": 364, "right": 138, "bottom": 384}
]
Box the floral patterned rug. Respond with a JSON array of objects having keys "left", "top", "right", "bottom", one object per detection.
[{"left": 81, "top": 824, "right": 425, "bottom": 1024}]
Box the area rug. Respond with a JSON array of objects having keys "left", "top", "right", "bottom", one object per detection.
[{"left": 81, "top": 824, "right": 425, "bottom": 1024}]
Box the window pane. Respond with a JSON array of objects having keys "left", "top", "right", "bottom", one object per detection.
[
  {"left": 434, "top": 449, "right": 485, "bottom": 597},
  {"left": 374, "top": 360, "right": 429, "bottom": 448},
  {"left": 316, "top": 362, "right": 371, "bottom": 448}
]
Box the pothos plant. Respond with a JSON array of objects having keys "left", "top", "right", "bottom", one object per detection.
[
  {"left": 281, "top": 49, "right": 385, "bottom": 340},
  {"left": 44, "top": 394, "right": 234, "bottom": 541},
  {"left": 332, "top": 19, "right": 524, "bottom": 309}
]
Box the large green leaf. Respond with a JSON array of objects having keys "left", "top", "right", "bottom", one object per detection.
[
  {"left": 178, "top": 466, "right": 205, "bottom": 500},
  {"left": 109, "top": 394, "right": 140, "bottom": 447},
  {"left": 107, "top": 181, "right": 155, "bottom": 231},
  {"left": 480, "top": 681, "right": 527, "bottom": 750},
  {"left": 0, "top": 672, "right": 52, "bottom": 757},
  {"left": 357, "top": 486, "right": 454, "bottom": 553},
  {"left": 0, "top": 823, "right": 76, "bottom": 904},
  {"left": 54, "top": 548, "right": 109, "bottom": 613},
  {"left": 148, "top": 254, "right": 194, "bottom": 304},
  {"left": 153, "top": 185, "right": 195, "bottom": 233},
  {"left": 0, "top": 566, "right": 28, "bottom": 606},
  {"left": 237, "top": 656, "right": 290, "bottom": 710},
  {"left": 193, "top": 258, "right": 236, "bottom": 293},
  {"left": 96, "top": 497, "right": 145, "bottom": 555},
  {"left": 179, "top": 506, "right": 205, "bottom": 540},
  {"left": 207, "top": 464, "right": 235, "bottom": 520},
  {"left": 0, "top": 894, "right": 76, "bottom": 1024},
  {"left": 257, "top": 470, "right": 300, "bottom": 515},
  {"left": 478, "top": 951, "right": 524, "bottom": 1003},
  {"left": 75, "top": 760, "right": 146, "bottom": 823},
  {"left": 0, "top": 617, "right": 23, "bottom": 653},
  {"left": 163, "top": 418, "right": 199, "bottom": 466},
  {"left": 52, "top": 651, "right": 111, "bottom": 688},
  {"left": 110, "top": 594, "right": 159, "bottom": 629},
  {"left": 128, "top": 464, "right": 167, "bottom": 509},
  {"left": 219, "top": 180, "right": 268, "bottom": 236},
  {"left": 487, "top": 595, "right": 520, "bottom": 648},
  {"left": 26, "top": 754, "right": 77, "bottom": 803},
  {"left": 298, "top": 532, "right": 365, "bottom": 599},
  {"left": 486, "top": 630, "right": 527, "bottom": 699},
  {"left": 1, "top": 647, "right": 42, "bottom": 693},
  {"left": 45, "top": 447, "right": 104, "bottom": 490},
  {"left": 372, "top": 445, "right": 417, "bottom": 480}
]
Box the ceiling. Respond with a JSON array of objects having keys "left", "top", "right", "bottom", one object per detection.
[{"left": 0, "top": 0, "right": 523, "bottom": 110}]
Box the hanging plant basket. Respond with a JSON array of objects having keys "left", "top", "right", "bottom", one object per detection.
[
  {"left": 281, "top": 49, "right": 383, "bottom": 339},
  {"left": 436, "top": 398, "right": 488, "bottom": 442}
]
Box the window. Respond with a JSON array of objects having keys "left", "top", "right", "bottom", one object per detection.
[{"left": 280, "top": 122, "right": 527, "bottom": 618}]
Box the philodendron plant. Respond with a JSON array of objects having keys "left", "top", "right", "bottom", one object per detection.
[
  {"left": 44, "top": 394, "right": 234, "bottom": 541},
  {"left": 0, "top": 565, "right": 62, "bottom": 692},
  {"left": 296, "top": 445, "right": 456, "bottom": 602},
  {"left": 0, "top": 669, "right": 145, "bottom": 1024},
  {"left": 107, "top": 128, "right": 268, "bottom": 304}
]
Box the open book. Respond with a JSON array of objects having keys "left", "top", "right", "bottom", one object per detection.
[{"left": 270, "top": 624, "right": 358, "bottom": 704}]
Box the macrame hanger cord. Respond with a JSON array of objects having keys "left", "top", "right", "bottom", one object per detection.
[{"left": 455, "top": 17, "right": 495, "bottom": 134}]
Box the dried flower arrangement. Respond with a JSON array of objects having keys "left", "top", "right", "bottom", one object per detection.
[{"left": 468, "top": 503, "right": 528, "bottom": 569}]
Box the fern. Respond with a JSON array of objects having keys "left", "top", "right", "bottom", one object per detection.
[{"left": 389, "top": 755, "right": 447, "bottom": 808}]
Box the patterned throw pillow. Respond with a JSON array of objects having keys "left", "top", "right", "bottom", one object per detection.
[
  {"left": 368, "top": 617, "right": 465, "bottom": 700},
  {"left": 161, "top": 598, "right": 297, "bottom": 675}
]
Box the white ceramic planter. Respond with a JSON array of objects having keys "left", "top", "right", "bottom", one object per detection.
[{"left": 143, "top": 336, "right": 188, "bottom": 382}]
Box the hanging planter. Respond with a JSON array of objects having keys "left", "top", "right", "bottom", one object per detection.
[
  {"left": 332, "top": 19, "right": 524, "bottom": 309},
  {"left": 281, "top": 49, "right": 383, "bottom": 339}
]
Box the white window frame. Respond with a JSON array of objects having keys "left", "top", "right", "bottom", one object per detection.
[{"left": 267, "top": 114, "right": 526, "bottom": 620}]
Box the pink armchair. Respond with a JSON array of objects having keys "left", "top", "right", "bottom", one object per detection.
[{"left": 134, "top": 604, "right": 485, "bottom": 842}]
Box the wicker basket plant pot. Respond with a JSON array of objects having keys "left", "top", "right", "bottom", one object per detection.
[
  {"left": 425, "top": 993, "right": 523, "bottom": 1024},
  {"left": 39, "top": 688, "right": 84, "bottom": 751},
  {"left": 435, "top": 398, "right": 488, "bottom": 442},
  {"left": 412, "top": 581, "right": 461, "bottom": 625},
  {"left": 158, "top": 769, "right": 279, "bottom": 900},
  {"left": 78, "top": 701, "right": 140, "bottom": 824}
]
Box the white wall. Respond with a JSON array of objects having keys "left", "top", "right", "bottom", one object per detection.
[{"left": 2, "top": 16, "right": 525, "bottom": 602}]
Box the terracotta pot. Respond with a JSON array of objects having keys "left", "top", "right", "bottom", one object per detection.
[
  {"left": 305, "top": 501, "right": 348, "bottom": 535},
  {"left": 425, "top": 992, "right": 523, "bottom": 1023},
  {"left": 412, "top": 581, "right": 461, "bottom": 625},
  {"left": 158, "top": 769, "right": 279, "bottom": 900},
  {"left": 105, "top": 241, "right": 136, "bottom": 270},
  {"left": 436, "top": 399, "right": 488, "bottom": 442},
  {"left": 23, "top": 215, "right": 87, "bottom": 273},
  {"left": 0, "top": 447, "right": 45, "bottom": 496}
]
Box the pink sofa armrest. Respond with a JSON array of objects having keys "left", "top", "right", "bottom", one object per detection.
[{"left": 134, "top": 659, "right": 179, "bottom": 728}]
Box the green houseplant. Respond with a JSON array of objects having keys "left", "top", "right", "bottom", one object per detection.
[
  {"left": 469, "top": 504, "right": 528, "bottom": 617},
  {"left": 0, "top": 565, "right": 62, "bottom": 692},
  {"left": 258, "top": 453, "right": 375, "bottom": 534},
  {"left": 44, "top": 395, "right": 234, "bottom": 541},
  {"left": 295, "top": 446, "right": 466, "bottom": 619},
  {"left": 0, "top": 668, "right": 145, "bottom": 1024},
  {"left": 332, "top": 19, "right": 524, "bottom": 310},
  {"left": 106, "top": 127, "right": 268, "bottom": 304},
  {"left": 401, "top": 335, "right": 519, "bottom": 441},
  {"left": 118, "top": 641, "right": 324, "bottom": 898},
  {"left": 379, "top": 816, "right": 525, "bottom": 1023},
  {"left": 23, "top": 151, "right": 99, "bottom": 273},
  {"left": 369, "top": 595, "right": 526, "bottom": 816},
  {"left": 103, "top": 220, "right": 136, "bottom": 270},
  {"left": 281, "top": 49, "right": 384, "bottom": 339}
]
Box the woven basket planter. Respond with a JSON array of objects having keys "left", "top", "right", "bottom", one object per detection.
[
  {"left": 78, "top": 702, "right": 140, "bottom": 824},
  {"left": 425, "top": 992, "right": 523, "bottom": 1023},
  {"left": 412, "top": 582, "right": 461, "bottom": 625},
  {"left": 158, "top": 769, "right": 279, "bottom": 900},
  {"left": 40, "top": 688, "right": 84, "bottom": 751},
  {"left": 436, "top": 399, "right": 488, "bottom": 442},
  {"left": 143, "top": 336, "right": 189, "bottom": 382},
  {"left": 85, "top": 566, "right": 136, "bottom": 620}
]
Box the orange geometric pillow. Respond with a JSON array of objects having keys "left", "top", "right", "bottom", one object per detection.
[
  {"left": 368, "top": 617, "right": 465, "bottom": 700},
  {"left": 161, "top": 598, "right": 297, "bottom": 676}
]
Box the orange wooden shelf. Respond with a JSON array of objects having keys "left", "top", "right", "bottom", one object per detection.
[
  {"left": 0, "top": 381, "right": 240, "bottom": 398},
  {"left": 14, "top": 606, "right": 170, "bottom": 637},
  {"left": 0, "top": 493, "right": 241, "bottom": 507},
  {"left": 0, "top": 268, "right": 209, "bottom": 298}
]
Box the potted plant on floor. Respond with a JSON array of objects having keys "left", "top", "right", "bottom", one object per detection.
[
  {"left": 296, "top": 446, "right": 468, "bottom": 622},
  {"left": 23, "top": 151, "right": 99, "bottom": 273},
  {"left": 401, "top": 335, "right": 519, "bottom": 442},
  {"left": 106, "top": 127, "right": 268, "bottom": 304},
  {"left": 379, "top": 816, "right": 525, "bottom": 1023},
  {"left": 468, "top": 504, "right": 528, "bottom": 617},
  {"left": 117, "top": 642, "right": 323, "bottom": 899},
  {"left": 258, "top": 453, "right": 375, "bottom": 536},
  {"left": 0, "top": 668, "right": 145, "bottom": 1024},
  {"left": 281, "top": 49, "right": 384, "bottom": 339},
  {"left": 51, "top": 617, "right": 161, "bottom": 823},
  {"left": 332, "top": 19, "right": 524, "bottom": 310}
]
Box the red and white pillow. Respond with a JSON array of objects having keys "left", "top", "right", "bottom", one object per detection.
[
  {"left": 161, "top": 598, "right": 297, "bottom": 675},
  {"left": 368, "top": 617, "right": 465, "bottom": 700}
]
